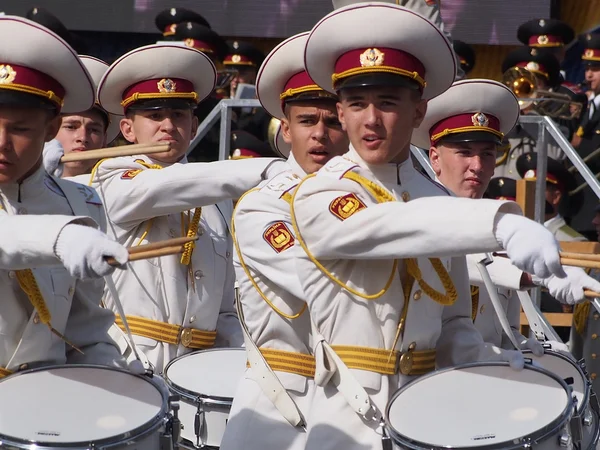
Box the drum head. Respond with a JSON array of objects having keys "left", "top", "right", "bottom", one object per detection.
[
  {"left": 0, "top": 365, "right": 164, "bottom": 445},
  {"left": 387, "top": 363, "right": 571, "bottom": 448},
  {"left": 525, "top": 351, "right": 587, "bottom": 412},
  {"left": 165, "top": 348, "right": 246, "bottom": 401}
]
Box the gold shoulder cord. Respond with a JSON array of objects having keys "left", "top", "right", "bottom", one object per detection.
[
  {"left": 1, "top": 195, "right": 82, "bottom": 352},
  {"left": 290, "top": 172, "right": 456, "bottom": 305},
  {"left": 231, "top": 188, "right": 307, "bottom": 320}
]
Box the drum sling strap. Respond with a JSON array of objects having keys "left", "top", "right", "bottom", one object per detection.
[{"left": 235, "top": 297, "right": 307, "bottom": 429}]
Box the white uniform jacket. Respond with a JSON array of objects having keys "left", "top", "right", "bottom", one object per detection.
[
  {"left": 0, "top": 166, "right": 123, "bottom": 372},
  {"left": 291, "top": 145, "right": 523, "bottom": 449},
  {"left": 90, "top": 155, "right": 278, "bottom": 372},
  {"left": 222, "top": 153, "right": 312, "bottom": 450}
]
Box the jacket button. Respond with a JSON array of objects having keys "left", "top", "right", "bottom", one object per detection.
[
  {"left": 68, "top": 286, "right": 75, "bottom": 296},
  {"left": 594, "top": 313, "right": 599, "bottom": 321},
  {"left": 592, "top": 373, "right": 597, "bottom": 380},
  {"left": 33, "top": 314, "right": 40, "bottom": 324},
  {"left": 593, "top": 353, "right": 597, "bottom": 359},
  {"left": 413, "top": 290, "right": 422, "bottom": 301},
  {"left": 480, "top": 304, "right": 486, "bottom": 314},
  {"left": 226, "top": 251, "right": 231, "bottom": 258},
  {"left": 194, "top": 270, "right": 204, "bottom": 280},
  {"left": 593, "top": 334, "right": 598, "bottom": 340},
  {"left": 198, "top": 227, "right": 204, "bottom": 236},
  {"left": 401, "top": 191, "right": 410, "bottom": 202},
  {"left": 8, "top": 271, "right": 15, "bottom": 279},
  {"left": 189, "top": 315, "right": 196, "bottom": 323}
]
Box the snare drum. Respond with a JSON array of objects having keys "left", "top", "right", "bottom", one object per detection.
[
  {"left": 386, "top": 362, "right": 574, "bottom": 449},
  {"left": 524, "top": 350, "right": 600, "bottom": 450},
  {"left": 0, "top": 364, "right": 177, "bottom": 449},
  {"left": 164, "top": 348, "right": 247, "bottom": 449}
]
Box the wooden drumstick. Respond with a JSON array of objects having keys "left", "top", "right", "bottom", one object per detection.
[
  {"left": 106, "top": 236, "right": 199, "bottom": 266},
  {"left": 60, "top": 143, "right": 170, "bottom": 163}
]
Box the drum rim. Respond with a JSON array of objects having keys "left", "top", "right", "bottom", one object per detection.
[
  {"left": 521, "top": 348, "right": 591, "bottom": 413},
  {"left": 384, "top": 361, "right": 574, "bottom": 450},
  {"left": 0, "top": 364, "right": 169, "bottom": 448},
  {"left": 163, "top": 348, "right": 245, "bottom": 407}
]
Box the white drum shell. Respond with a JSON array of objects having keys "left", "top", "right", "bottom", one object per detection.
[
  {"left": 524, "top": 350, "right": 600, "bottom": 450},
  {"left": 164, "top": 348, "right": 247, "bottom": 448},
  {"left": 386, "top": 362, "right": 574, "bottom": 450},
  {"left": 0, "top": 365, "right": 169, "bottom": 449}
]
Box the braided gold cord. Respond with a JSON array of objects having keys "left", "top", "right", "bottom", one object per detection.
[
  {"left": 181, "top": 208, "right": 202, "bottom": 265},
  {"left": 16, "top": 269, "right": 51, "bottom": 325}
]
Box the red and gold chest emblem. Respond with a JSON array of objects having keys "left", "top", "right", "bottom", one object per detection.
[
  {"left": 263, "top": 222, "right": 295, "bottom": 253},
  {"left": 121, "top": 169, "right": 143, "bottom": 180},
  {"left": 329, "top": 193, "right": 366, "bottom": 221}
]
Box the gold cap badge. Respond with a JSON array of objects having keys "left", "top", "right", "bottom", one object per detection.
[
  {"left": 537, "top": 35, "right": 549, "bottom": 45},
  {"left": 360, "top": 48, "right": 385, "bottom": 67},
  {"left": 525, "top": 61, "right": 540, "bottom": 71},
  {"left": 471, "top": 112, "right": 489, "bottom": 127},
  {"left": 0, "top": 65, "right": 16, "bottom": 85},
  {"left": 157, "top": 78, "right": 177, "bottom": 93},
  {"left": 232, "top": 54, "right": 242, "bottom": 63}
]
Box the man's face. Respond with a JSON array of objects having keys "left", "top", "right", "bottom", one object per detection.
[
  {"left": 120, "top": 108, "right": 198, "bottom": 164},
  {"left": 281, "top": 102, "right": 348, "bottom": 174},
  {"left": 56, "top": 110, "right": 107, "bottom": 175},
  {"left": 0, "top": 106, "right": 59, "bottom": 184},
  {"left": 430, "top": 141, "right": 497, "bottom": 199},
  {"left": 592, "top": 211, "right": 600, "bottom": 242},
  {"left": 585, "top": 66, "right": 600, "bottom": 94},
  {"left": 230, "top": 66, "right": 258, "bottom": 98},
  {"left": 337, "top": 85, "right": 427, "bottom": 165}
]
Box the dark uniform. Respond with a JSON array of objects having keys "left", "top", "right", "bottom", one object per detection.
[
  {"left": 517, "top": 152, "right": 586, "bottom": 341},
  {"left": 452, "top": 40, "right": 475, "bottom": 80},
  {"left": 230, "top": 131, "right": 277, "bottom": 159}
]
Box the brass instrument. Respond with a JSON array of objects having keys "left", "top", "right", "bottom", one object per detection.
[
  {"left": 502, "top": 67, "right": 583, "bottom": 120},
  {"left": 267, "top": 117, "right": 281, "bottom": 154}
]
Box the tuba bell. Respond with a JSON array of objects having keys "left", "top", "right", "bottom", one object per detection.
[{"left": 502, "top": 67, "right": 583, "bottom": 120}]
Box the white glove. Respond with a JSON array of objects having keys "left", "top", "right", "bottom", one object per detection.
[
  {"left": 43, "top": 139, "right": 65, "bottom": 177},
  {"left": 127, "top": 359, "right": 146, "bottom": 375},
  {"left": 495, "top": 213, "right": 566, "bottom": 279},
  {"left": 532, "top": 265, "right": 600, "bottom": 305},
  {"left": 55, "top": 224, "right": 128, "bottom": 279},
  {"left": 519, "top": 336, "right": 544, "bottom": 356},
  {"left": 479, "top": 343, "right": 525, "bottom": 370}
]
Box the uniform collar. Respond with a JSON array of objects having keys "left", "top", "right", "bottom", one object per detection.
[
  {"left": 287, "top": 151, "right": 307, "bottom": 178},
  {"left": 346, "top": 144, "right": 413, "bottom": 185},
  {"left": 0, "top": 164, "right": 47, "bottom": 204}
]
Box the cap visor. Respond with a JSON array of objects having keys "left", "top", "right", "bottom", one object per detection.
[
  {"left": 0, "top": 90, "right": 58, "bottom": 111},
  {"left": 437, "top": 131, "right": 503, "bottom": 146},
  {"left": 335, "top": 73, "right": 420, "bottom": 91},
  {"left": 126, "top": 98, "right": 197, "bottom": 111}
]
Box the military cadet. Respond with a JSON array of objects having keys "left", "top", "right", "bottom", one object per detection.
[
  {"left": 517, "top": 153, "right": 586, "bottom": 241},
  {"left": 293, "top": 5, "right": 573, "bottom": 448},
  {"left": 92, "top": 43, "right": 285, "bottom": 372},
  {"left": 43, "top": 56, "right": 121, "bottom": 181},
  {"left": 453, "top": 40, "right": 476, "bottom": 80},
  {"left": 25, "top": 7, "right": 87, "bottom": 54},
  {"left": 418, "top": 79, "right": 580, "bottom": 352},
  {"left": 155, "top": 6, "right": 211, "bottom": 40},
  {"left": 517, "top": 18, "right": 574, "bottom": 66},
  {"left": 221, "top": 32, "right": 349, "bottom": 450},
  {"left": 496, "top": 46, "right": 565, "bottom": 179},
  {"left": 0, "top": 15, "right": 130, "bottom": 374},
  {"left": 224, "top": 40, "right": 264, "bottom": 98}
]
